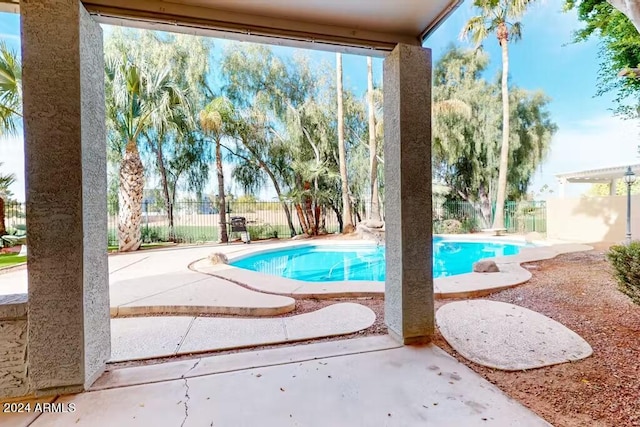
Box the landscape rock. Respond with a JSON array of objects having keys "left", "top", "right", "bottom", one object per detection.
[
  {"left": 291, "top": 234, "right": 311, "bottom": 240},
  {"left": 208, "top": 252, "right": 228, "bottom": 265},
  {"left": 473, "top": 260, "right": 500, "bottom": 273},
  {"left": 363, "top": 219, "right": 384, "bottom": 229}
]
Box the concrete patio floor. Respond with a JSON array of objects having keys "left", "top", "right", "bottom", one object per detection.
[
  {"left": 6, "top": 336, "right": 550, "bottom": 427},
  {"left": 110, "top": 303, "right": 376, "bottom": 362},
  {"left": 0, "top": 243, "right": 298, "bottom": 316}
]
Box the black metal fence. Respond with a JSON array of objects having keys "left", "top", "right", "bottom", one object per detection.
[{"left": 2, "top": 198, "right": 547, "bottom": 247}]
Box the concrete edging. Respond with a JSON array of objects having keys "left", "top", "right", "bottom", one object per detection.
[{"left": 191, "top": 238, "right": 593, "bottom": 299}]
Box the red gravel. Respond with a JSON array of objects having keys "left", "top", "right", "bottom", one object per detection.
[{"left": 434, "top": 249, "right": 640, "bottom": 427}]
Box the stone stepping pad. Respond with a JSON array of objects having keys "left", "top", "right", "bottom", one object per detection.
[{"left": 436, "top": 300, "right": 592, "bottom": 370}]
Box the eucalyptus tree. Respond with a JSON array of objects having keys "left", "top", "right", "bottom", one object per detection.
[
  {"left": 0, "top": 42, "right": 21, "bottom": 137},
  {"left": 566, "top": 0, "right": 640, "bottom": 117},
  {"left": 461, "top": 0, "right": 535, "bottom": 230},
  {"left": 432, "top": 46, "right": 555, "bottom": 227},
  {"left": 221, "top": 44, "right": 316, "bottom": 233},
  {"left": 105, "top": 29, "right": 205, "bottom": 251}
]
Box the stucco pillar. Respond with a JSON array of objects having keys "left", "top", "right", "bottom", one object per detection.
[
  {"left": 383, "top": 44, "right": 434, "bottom": 344},
  {"left": 21, "top": 0, "right": 109, "bottom": 395},
  {"left": 558, "top": 178, "right": 567, "bottom": 199},
  {"left": 610, "top": 179, "right": 618, "bottom": 196}
]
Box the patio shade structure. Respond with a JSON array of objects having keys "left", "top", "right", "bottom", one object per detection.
[
  {"left": 0, "top": 0, "right": 461, "bottom": 399},
  {"left": 556, "top": 164, "right": 640, "bottom": 198}
]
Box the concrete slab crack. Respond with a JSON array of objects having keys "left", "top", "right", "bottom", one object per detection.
[
  {"left": 180, "top": 376, "right": 190, "bottom": 427},
  {"left": 179, "top": 360, "right": 200, "bottom": 427}
]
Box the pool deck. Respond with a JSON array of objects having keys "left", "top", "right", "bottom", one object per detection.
[
  {"left": 6, "top": 336, "right": 551, "bottom": 427},
  {"left": 192, "top": 237, "right": 593, "bottom": 299}
]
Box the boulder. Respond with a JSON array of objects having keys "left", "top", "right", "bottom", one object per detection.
[
  {"left": 363, "top": 219, "right": 384, "bottom": 229},
  {"left": 291, "top": 233, "right": 311, "bottom": 240},
  {"left": 208, "top": 252, "right": 228, "bottom": 265},
  {"left": 473, "top": 260, "right": 500, "bottom": 273}
]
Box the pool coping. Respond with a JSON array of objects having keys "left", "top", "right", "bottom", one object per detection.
[{"left": 191, "top": 236, "right": 594, "bottom": 299}]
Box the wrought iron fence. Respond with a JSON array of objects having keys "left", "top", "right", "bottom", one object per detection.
[
  {"left": 107, "top": 200, "right": 345, "bottom": 246},
  {"left": 3, "top": 198, "right": 547, "bottom": 248}
]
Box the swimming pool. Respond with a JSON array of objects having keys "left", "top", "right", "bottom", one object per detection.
[{"left": 230, "top": 238, "right": 526, "bottom": 282}]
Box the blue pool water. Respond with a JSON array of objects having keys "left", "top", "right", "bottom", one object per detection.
[{"left": 230, "top": 238, "right": 525, "bottom": 282}]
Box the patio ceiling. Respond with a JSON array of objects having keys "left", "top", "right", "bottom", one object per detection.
[
  {"left": 1, "top": 0, "right": 463, "bottom": 55},
  {"left": 556, "top": 163, "right": 640, "bottom": 183}
]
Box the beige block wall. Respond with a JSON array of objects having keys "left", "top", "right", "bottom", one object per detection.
[
  {"left": 0, "top": 298, "right": 29, "bottom": 399},
  {"left": 547, "top": 195, "right": 640, "bottom": 243}
]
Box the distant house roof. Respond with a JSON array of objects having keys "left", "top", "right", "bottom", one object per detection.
[{"left": 556, "top": 164, "right": 640, "bottom": 183}]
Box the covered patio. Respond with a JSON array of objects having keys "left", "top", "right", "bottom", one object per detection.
[
  {"left": 556, "top": 163, "right": 640, "bottom": 197},
  {"left": 1, "top": 0, "right": 551, "bottom": 425}
]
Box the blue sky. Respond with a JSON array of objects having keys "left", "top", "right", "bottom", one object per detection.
[{"left": 1, "top": 0, "right": 638, "bottom": 201}]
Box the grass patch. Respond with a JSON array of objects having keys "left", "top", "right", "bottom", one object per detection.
[{"left": 0, "top": 254, "right": 27, "bottom": 268}]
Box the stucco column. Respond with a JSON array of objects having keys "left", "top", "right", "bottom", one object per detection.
[
  {"left": 21, "top": 0, "right": 109, "bottom": 395},
  {"left": 558, "top": 178, "right": 567, "bottom": 199},
  {"left": 610, "top": 179, "right": 618, "bottom": 196},
  {"left": 383, "top": 44, "right": 434, "bottom": 344}
]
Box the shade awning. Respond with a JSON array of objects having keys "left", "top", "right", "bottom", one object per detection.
[
  {"left": 556, "top": 164, "right": 640, "bottom": 183},
  {"left": 2, "top": 0, "right": 463, "bottom": 55}
]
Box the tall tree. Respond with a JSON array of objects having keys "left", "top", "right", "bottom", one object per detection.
[
  {"left": 105, "top": 30, "right": 192, "bottom": 251},
  {"left": 200, "top": 96, "right": 237, "bottom": 243},
  {"left": 0, "top": 43, "right": 21, "bottom": 237},
  {"left": 0, "top": 165, "right": 16, "bottom": 236},
  {"left": 565, "top": 0, "right": 640, "bottom": 117},
  {"left": 336, "top": 53, "right": 354, "bottom": 233},
  {"left": 366, "top": 57, "right": 381, "bottom": 222},
  {"left": 0, "top": 41, "right": 21, "bottom": 137},
  {"left": 432, "top": 46, "right": 555, "bottom": 226},
  {"left": 461, "top": 0, "right": 534, "bottom": 230}
]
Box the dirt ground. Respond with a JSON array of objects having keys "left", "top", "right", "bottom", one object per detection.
[{"left": 433, "top": 248, "right": 640, "bottom": 427}]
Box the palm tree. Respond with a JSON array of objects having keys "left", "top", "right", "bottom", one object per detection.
[
  {"left": 200, "top": 96, "right": 237, "bottom": 243},
  {"left": 366, "top": 57, "right": 381, "bottom": 222},
  {"left": 336, "top": 53, "right": 355, "bottom": 233},
  {"left": 0, "top": 41, "right": 21, "bottom": 137},
  {"left": 461, "top": 0, "right": 533, "bottom": 230},
  {"left": 105, "top": 48, "right": 188, "bottom": 251},
  {"left": 0, "top": 166, "right": 16, "bottom": 236}
]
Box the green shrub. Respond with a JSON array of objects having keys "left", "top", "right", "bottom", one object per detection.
[
  {"left": 607, "top": 242, "right": 640, "bottom": 305},
  {"left": 141, "top": 227, "right": 164, "bottom": 243}
]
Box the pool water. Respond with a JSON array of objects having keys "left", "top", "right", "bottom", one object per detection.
[{"left": 230, "top": 238, "right": 524, "bottom": 282}]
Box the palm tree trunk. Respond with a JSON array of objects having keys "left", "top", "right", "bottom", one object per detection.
[
  {"left": 336, "top": 53, "right": 354, "bottom": 233},
  {"left": 216, "top": 139, "right": 228, "bottom": 243},
  {"left": 367, "top": 57, "right": 381, "bottom": 222},
  {"left": 118, "top": 140, "right": 144, "bottom": 252},
  {"left": 492, "top": 36, "right": 511, "bottom": 230},
  {"left": 0, "top": 197, "right": 6, "bottom": 236},
  {"left": 295, "top": 203, "right": 309, "bottom": 233}
]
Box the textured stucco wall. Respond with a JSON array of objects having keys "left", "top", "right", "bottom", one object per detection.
[
  {"left": 0, "top": 296, "right": 28, "bottom": 399},
  {"left": 21, "top": 0, "right": 109, "bottom": 395},
  {"left": 383, "top": 44, "right": 434, "bottom": 343},
  {"left": 79, "top": 4, "right": 110, "bottom": 390},
  {"left": 547, "top": 195, "right": 640, "bottom": 243}
]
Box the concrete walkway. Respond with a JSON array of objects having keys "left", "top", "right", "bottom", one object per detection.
[
  {"left": 111, "top": 303, "right": 376, "bottom": 362},
  {"left": 0, "top": 243, "right": 297, "bottom": 316},
  {"left": 436, "top": 300, "right": 593, "bottom": 370},
  {"left": 7, "top": 336, "right": 550, "bottom": 427}
]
